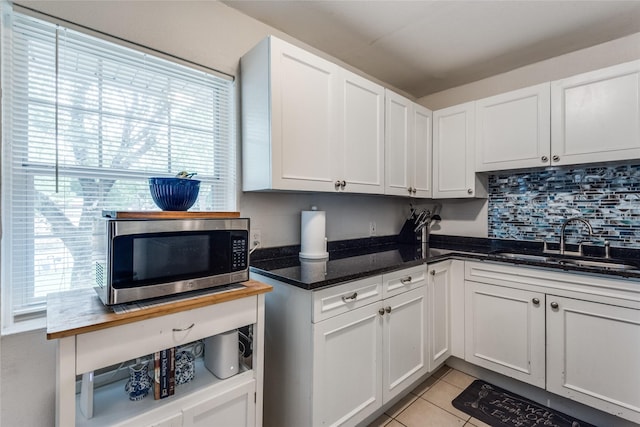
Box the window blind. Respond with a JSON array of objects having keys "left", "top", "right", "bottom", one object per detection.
[{"left": 1, "top": 11, "right": 236, "bottom": 331}]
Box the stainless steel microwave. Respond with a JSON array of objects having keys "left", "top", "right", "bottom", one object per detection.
[{"left": 95, "top": 217, "right": 250, "bottom": 305}]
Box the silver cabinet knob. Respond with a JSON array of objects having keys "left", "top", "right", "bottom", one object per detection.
[
  {"left": 335, "top": 180, "right": 342, "bottom": 189},
  {"left": 532, "top": 298, "right": 540, "bottom": 305},
  {"left": 378, "top": 307, "right": 385, "bottom": 316},
  {"left": 541, "top": 156, "right": 548, "bottom": 162},
  {"left": 552, "top": 155, "right": 560, "bottom": 162},
  {"left": 385, "top": 306, "right": 392, "bottom": 314},
  {"left": 430, "top": 270, "right": 436, "bottom": 276},
  {"left": 550, "top": 301, "right": 559, "bottom": 309},
  {"left": 407, "top": 187, "right": 413, "bottom": 194},
  {"left": 412, "top": 188, "right": 417, "bottom": 194},
  {"left": 341, "top": 180, "right": 346, "bottom": 189},
  {"left": 467, "top": 188, "right": 473, "bottom": 194}
]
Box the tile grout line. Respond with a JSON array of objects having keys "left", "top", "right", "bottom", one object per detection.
[{"left": 387, "top": 368, "right": 474, "bottom": 426}]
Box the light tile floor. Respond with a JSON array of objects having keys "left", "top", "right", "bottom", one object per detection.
[{"left": 368, "top": 365, "right": 492, "bottom": 427}]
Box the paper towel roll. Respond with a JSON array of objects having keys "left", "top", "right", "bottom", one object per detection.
[{"left": 299, "top": 209, "right": 328, "bottom": 259}]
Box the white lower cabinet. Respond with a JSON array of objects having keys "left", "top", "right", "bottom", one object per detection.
[
  {"left": 464, "top": 261, "right": 640, "bottom": 424},
  {"left": 464, "top": 280, "right": 546, "bottom": 388},
  {"left": 182, "top": 379, "right": 256, "bottom": 427},
  {"left": 427, "top": 260, "right": 465, "bottom": 370},
  {"left": 149, "top": 414, "right": 182, "bottom": 427},
  {"left": 257, "top": 265, "right": 428, "bottom": 427},
  {"left": 382, "top": 286, "right": 429, "bottom": 402},
  {"left": 313, "top": 302, "right": 383, "bottom": 427},
  {"left": 546, "top": 295, "right": 640, "bottom": 422}
]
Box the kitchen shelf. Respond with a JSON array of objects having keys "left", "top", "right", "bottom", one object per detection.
[{"left": 76, "top": 359, "right": 252, "bottom": 427}]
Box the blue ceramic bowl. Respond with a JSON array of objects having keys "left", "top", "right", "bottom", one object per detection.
[{"left": 149, "top": 177, "right": 200, "bottom": 211}]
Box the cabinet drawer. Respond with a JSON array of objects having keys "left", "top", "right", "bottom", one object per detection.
[
  {"left": 313, "top": 276, "right": 382, "bottom": 323},
  {"left": 76, "top": 296, "right": 257, "bottom": 373},
  {"left": 382, "top": 265, "right": 426, "bottom": 298}
]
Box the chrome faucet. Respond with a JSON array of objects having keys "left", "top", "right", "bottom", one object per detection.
[{"left": 560, "top": 217, "right": 593, "bottom": 255}]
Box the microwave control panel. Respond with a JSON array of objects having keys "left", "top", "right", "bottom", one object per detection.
[{"left": 231, "top": 232, "right": 248, "bottom": 271}]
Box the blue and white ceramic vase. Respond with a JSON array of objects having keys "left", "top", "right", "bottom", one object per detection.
[
  {"left": 175, "top": 350, "right": 196, "bottom": 385},
  {"left": 124, "top": 362, "right": 153, "bottom": 401}
]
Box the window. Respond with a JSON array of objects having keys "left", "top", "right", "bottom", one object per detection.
[{"left": 1, "top": 10, "right": 236, "bottom": 331}]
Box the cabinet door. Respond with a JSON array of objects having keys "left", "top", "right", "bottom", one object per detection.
[
  {"left": 475, "top": 83, "right": 551, "bottom": 171},
  {"left": 382, "top": 287, "right": 429, "bottom": 403},
  {"left": 433, "top": 102, "right": 482, "bottom": 198},
  {"left": 149, "top": 414, "right": 182, "bottom": 427},
  {"left": 551, "top": 60, "right": 640, "bottom": 166},
  {"left": 547, "top": 295, "right": 640, "bottom": 424},
  {"left": 312, "top": 303, "right": 383, "bottom": 427},
  {"left": 385, "top": 90, "right": 412, "bottom": 196},
  {"left": 464, "top": 281, "right": 545, "bottom": 388},
  {"left": 428, "top": 261, "right": 452, "bottom": 370},
  {"left": 339, "top": 69, "right": 385, "bottom": 194},
  {"left": 182, "top": 379, "right": 256, "bottom": 427},
  {"left": 270, "top": 37, "right": 340, "bottom": 192},
  {"left": 412, "top": 104, "right": 433, "bottom": 198}
]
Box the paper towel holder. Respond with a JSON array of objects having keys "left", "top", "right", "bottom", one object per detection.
[{"left": 299, "top": 206, "right": 329, "bottom": 260}]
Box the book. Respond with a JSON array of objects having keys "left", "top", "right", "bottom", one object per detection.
[
  {"left": 154, "top": 348, "right": 176, "bottom": 399},
  {"left": 153, "top": 351, "right": 161, "bottom": 400}
]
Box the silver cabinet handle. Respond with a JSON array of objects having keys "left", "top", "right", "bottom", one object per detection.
[
  {"left": 172, "top": 323, "right": 195, "bottom": 332},
  {"left": 412, "top": 188, "right": 417, "bottom": 194},
  {"left": 400, "top": 276, "right": 412, "bottom": 284},
  {"left": 430, "top": 270, "right": 436, "bottom": 276},
  {"left": 335, "top": 180, "right": 342, "bottom": 189},
  {"left": 341, "top": 292, "right": 358, "bottom": 302},
  {"left": 541, "top": 156, "right": 548, "bottom": 162},
  {"left": 378, "top": 307, "right": 385, "bottom": 316},
  {"left": 340, "top": 180, "right": 346, "bottom": 189},
  {"left": 550, "top": 301, "right": 559, "bottom": 309},
  {"left": 532, "top": 298, "right": 540, "bottom": 305},
  {"left": 407, "top": 187, "right": 413, "bottom": 194},
  {"left": 467, "top": 188, "right": 473, "bottom": 194},
  {"left": 385, "top": 306, "right": 392, "bottom": 314},
  {"left": 552, "top": 155, "right": 560, "bottom": 162}
]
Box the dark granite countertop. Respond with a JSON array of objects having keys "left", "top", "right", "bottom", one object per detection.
[{"left": 250, "top": 235, "right": 640, "bottom": 291}]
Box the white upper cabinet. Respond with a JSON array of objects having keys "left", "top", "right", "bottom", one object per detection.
[
  {"left": 412, "top": 104, "right": 433, "bottom": 198},
  {"left": 433, "top": 102, "right": 486, "bottom": 198},
  {"left": 339, "top": 68, "right": 385, "bottom": 194},
  {"left": 475, "top": 83, "right": 551, "bottom": 171},
  {"left": 385, "top": 90, "right": 432, "bottom": 198},
  {"left": 551, "top": 60, "right": 640, "bottom": 166},
  {"left": 241, "top": 36, "right": 384, "bottom": 194}
]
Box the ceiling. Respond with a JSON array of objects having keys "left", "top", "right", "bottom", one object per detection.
[{"left": 222, "top": 1, "right": 640, "bottom": 98}]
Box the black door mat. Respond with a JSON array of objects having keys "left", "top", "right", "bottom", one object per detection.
[{"left": 452, "top": 379, "right": 598, "bottom": 427}]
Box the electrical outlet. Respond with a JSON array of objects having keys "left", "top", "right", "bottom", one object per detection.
[
  {"left": 369, "top": 221, "right": 376, "bottom": 236},
  {"left": 252, "top": 230, "right": 262, "bottom": 248}
]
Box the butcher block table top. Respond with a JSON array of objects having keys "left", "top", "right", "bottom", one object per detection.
[{"left": 46, "top": 280, "right": 272, "bottom": 340}]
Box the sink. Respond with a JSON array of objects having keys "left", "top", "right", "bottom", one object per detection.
[
  {"left": 490, "top": 252, "right": 551, "bottom": 262},
  {"left": 557, "top": 258, "right": 639, "bottom": 271},
  {"left": 491, "top": 251, "right": 639, "bottom": 271}
]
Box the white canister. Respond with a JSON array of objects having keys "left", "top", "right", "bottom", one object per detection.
[{"left": 299, "top": 207, "right": 328, "bottom": 259}]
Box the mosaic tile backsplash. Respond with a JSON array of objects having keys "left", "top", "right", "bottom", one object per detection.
[{"left": 488, "top": 164, "right": 640, "bottom": 248}]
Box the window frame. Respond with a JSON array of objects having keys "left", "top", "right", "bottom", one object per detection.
[{"left": 1, "top": 5, "right": 237, "bottom": 334}]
